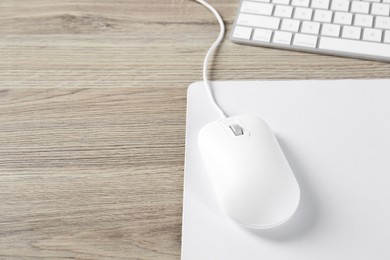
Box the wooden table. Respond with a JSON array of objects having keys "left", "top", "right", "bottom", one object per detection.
[{"left": 0, "top": 1, "right": 389, "bottom": 259}]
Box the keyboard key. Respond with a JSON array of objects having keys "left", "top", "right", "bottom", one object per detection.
[
  {"left": 313, "top": 9, "right": 333, "bottom": 23},
  {"left": 233, "top": 26, "right": 253, "bottom": 40},
  {"left": 334, "top": 12, "right": 353, "bottom": 25},
  {"left": 362, "top": 28, "right": 383, "bottom": 42},
  {"left": 384, "top": 30, "right": 390, "bottom": 43},
  {"left": 354, "top": 14, "right": 373, "bottom": 27},
  {"left": 253, "top": 28, "right": 273, "bottom": 42},
  {"left": 351, "top": 1, "right": 370, "bottom": 14},
  {"left": 311, "top": 0, "right": 330, "bottom": 9},
  {"left": 375, "top": 16, "right": 390, "bottom": 29},
  {"left": 321, "top": 23, "right": 341, "bottom": 36},
  {"left": 371, "top": 3, "right": 390, "bottom": 16},
  {"left": 319, "top": 36, "right": 390, "bottom": 58},
  {"left": 281, "top": 18, "right": 301, "bottom": 32},
  {"left": 274, "top": 5, "right": 293, "bottom": 18},
  {"left": 361, "top": 0, "right": 380, "bottom": 2},
  {"left": 241, "top": 1, "right": 274, "bottom": 16},
  {"left": 301, "top": 21, "right": 321, "bottom": 34},
  {"left": 272, "top": 0, "right": 290, "bottom": 4},
  {"left": 291, "top": 0, "right": 310, "bottom": 7},
  {"left": 293, "top": 33, "right": 318, "bottom": 48},
  {"left": 331, "top": 0, "right": 350, "bottom": 11},
  {"left": 273, "top": 31, "right": 293, "bottom": 44},
  {"left": 293, "top": 7, "right": 313, "bottom": 20},
  {"left": 237, "top": 13, "right": 281, "bottom": 29},
  {"left": 342, "top": 25, "right": 362, "bottom": 39}
]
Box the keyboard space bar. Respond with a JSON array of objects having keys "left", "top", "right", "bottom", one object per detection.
[{"left": 319, "top": 37, "right": 390, "bottom": 59}]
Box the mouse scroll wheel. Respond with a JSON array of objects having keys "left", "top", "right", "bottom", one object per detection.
[{"left": 229, "top": 124, "right": 244, "bottom": 136}]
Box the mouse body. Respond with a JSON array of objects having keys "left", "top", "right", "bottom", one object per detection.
[{"left": 198, "top": 115, "right": 300, "bottom": 229}]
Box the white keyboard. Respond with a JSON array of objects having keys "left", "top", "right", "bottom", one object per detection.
[{"left": 231, "top": 0, "right": 390, "bottom": 62}]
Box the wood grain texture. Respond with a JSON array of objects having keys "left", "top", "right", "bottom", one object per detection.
[
  {"left": 0, "top": 88, "right": 186, "bottom": 259},
  {"left": 0, "top": 0, "right": 389, "bottom": 259}
]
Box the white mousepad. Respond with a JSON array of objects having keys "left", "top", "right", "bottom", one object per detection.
[{"left": 182, "top": 80, "right": 390, "bottom": 260}]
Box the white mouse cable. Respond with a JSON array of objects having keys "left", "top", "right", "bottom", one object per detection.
[{"left": 194, "top": 0, "right": 228, "bottom": 119}]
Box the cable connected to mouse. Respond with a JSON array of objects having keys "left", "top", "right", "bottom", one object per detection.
[{"left": 194, "top": 0, "right": 228, "bottom": 119}]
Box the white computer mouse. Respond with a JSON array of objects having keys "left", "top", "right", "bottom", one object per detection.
[{"left": 198, "top": 115, "right": 300, "bottom": 229}]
